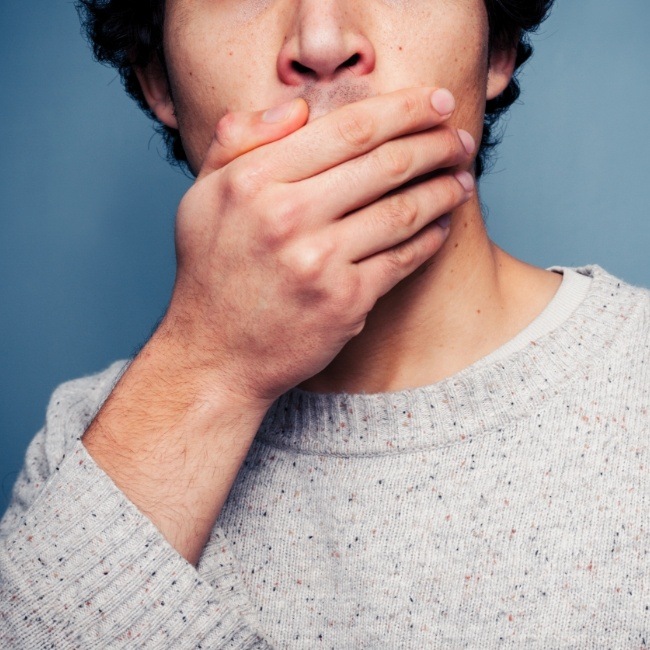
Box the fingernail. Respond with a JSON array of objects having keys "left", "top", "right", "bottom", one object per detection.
[
  {"left": 263, "top": 100, "right": 296, "bottom": 123},
  {"left": 430, "top": 89, "right": 455, "bottom": 116},
  {"left": 454, "top": 170, "right": 475, "bottom": 193},
  {"left": 458, "top": 129, "right": 475, "bottom": 155},
  {"left": 436, "top": 214, "right": 452, "bottom": 230}
]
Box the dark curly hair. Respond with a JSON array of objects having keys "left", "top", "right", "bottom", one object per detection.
[{"left": 77, "top": 0, "right": 555, "bottom": 179}]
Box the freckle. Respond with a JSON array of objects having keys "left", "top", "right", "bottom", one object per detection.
[
  {"left": 464, "top": 222, "right": 468, "bottom": 228},
  {"left": 398, "top": 46, "right": 403, "bottom": 51},
  {"left": 229, "top": 51, "right": 234, "bottom": 56},
  {"left": 476, "top": 309, "right": 481, "bottom": 314}
]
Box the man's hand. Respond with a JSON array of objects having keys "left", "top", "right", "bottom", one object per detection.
[
  {"left": 82, "top": 87, "right": 475, "bottom": 566},
  {"left": 164, "top": 86, "right": 475, "bottom": 407}
]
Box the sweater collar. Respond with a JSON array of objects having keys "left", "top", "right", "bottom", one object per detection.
[{"left": 256, "top": 266, "right": 639, "bottom": 456}]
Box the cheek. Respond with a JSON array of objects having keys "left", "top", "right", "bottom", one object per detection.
[
  {"left": 164, "top": 39, "right": 243, "bottom": 168},
  {"left": 164, "top": 18, "right": 280, "bottom": 168},
  {"left": 373, "top": 1, "right": 488, "bottom": 80},
  {"left": 168, "top": 70, "right": 221, "bottom": 170},
  {"left": 382, "top": 5, "right": 489, "bottom": 130}
]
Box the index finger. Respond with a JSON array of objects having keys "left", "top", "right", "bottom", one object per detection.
[{"left": 251, "top": 87, "right": 457, "bottom": 183}]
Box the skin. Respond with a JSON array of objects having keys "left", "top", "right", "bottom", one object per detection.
[
  {"left": 143, "top": 0, "right": 562, "bottom": 393},
  {"left": 82, "top": 0, "right": 562, "bottom": 566},
  {"left": 161, "top": 0, "right": 487, "bottom": 170}
]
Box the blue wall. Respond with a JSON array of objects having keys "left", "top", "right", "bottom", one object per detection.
[{"left": 1, "top": 1, "right": 649, "bottom": 517}]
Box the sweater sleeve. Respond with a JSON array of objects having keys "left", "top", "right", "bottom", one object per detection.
[{"left": 0, "top": 363, "right": 274, "bottom": 649}]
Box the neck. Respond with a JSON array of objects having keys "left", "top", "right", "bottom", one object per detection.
[{"left": 299, "top": 194, "right": 562, "bottom": 394}]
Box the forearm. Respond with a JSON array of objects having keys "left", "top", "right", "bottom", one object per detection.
[
  {"left": 83, "top": 86, "right": 470, "bottom": 569},
  {"left": 0, "top": 358, "right": 274, "bottom": 647},
  {"left": 82, "top": 326, "right": 270, "bottom": 567}
]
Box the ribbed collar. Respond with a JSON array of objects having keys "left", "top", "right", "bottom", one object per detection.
[{"left": 256, "top": 266, "right": 641, "bottom": 456}]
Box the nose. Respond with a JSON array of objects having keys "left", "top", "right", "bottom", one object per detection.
[{"left": 277, "top": 0, "right": 376, "bottom": 85}]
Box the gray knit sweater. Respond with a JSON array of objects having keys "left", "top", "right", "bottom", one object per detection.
[{"left": 1, "top": 265, "right": 648, "bottom": 649}]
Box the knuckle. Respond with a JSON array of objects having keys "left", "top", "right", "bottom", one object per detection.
[
  {"left": 380, "top": 146, "right": 412, "bottom": 180},
  {"left": 399, "top": 93, "right": 421, "bottom": 125},
  {"left": 214, "top": 112, "right": 237, "bottom": 149},
  {"left": 334, "top": 273, "right": 363, "bottom": 311},
  {"left": 337, "top": 110, "right": 375, "bottom": 149},
  {"left": 351, "top": 321, "right": 366, "bottom": 337},
  {"left": 389, "top": 242, "right": 417, "bottom": 270},
  {"left": 224, "top": 162, "right": 262, "bottom": 200},
  {"left": 382, "top": 193, "right": 418, "bottom": 231},
  {"left": 262, "top": 197, "right": 301, "bottom": 246},
  {"left": 284, "top": 242, "right": 328, "bottom": 282}
]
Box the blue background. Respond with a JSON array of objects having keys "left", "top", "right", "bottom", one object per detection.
[{"left": 1, "top": 1, "right": 649, "bottom": 518}]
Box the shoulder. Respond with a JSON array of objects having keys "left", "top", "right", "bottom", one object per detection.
[
  {"left": 560, "top": 263, "right": 649, "bottom": 298},
  {"left": 559, "top": 263, "right": 649, "bottom": 332},
  {"left": 563, "top": 264, "right": 650, "bottom": 369}
]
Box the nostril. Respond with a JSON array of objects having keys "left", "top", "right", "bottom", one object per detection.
[
  {"left": 340, "top": 53, "right": 360, "bottom": 69},
  {"left": 291, "top": 60, "right": 314, "bottom": 76}
]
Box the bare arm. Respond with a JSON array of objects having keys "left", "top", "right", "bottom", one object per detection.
[
  {"left": 82, "top": 329, "right": 271, "bottom": 567},
  {"left": 82, "top": 87, "right": 475, "bottom": 567}
]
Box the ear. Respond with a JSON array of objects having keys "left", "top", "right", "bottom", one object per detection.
[
  {"left": 486, "top": 46, "right": 518, "bottom": 101},
  {"left": 134, "top": 59, "right": 178, "bottom": 129}
]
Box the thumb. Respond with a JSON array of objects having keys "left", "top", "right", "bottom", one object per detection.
[{"left": 197, "top": 98, "right": 309, "bottom": 180}]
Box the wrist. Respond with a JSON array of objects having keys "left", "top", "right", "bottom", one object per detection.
[{"left": 141, "top": 315, "right": 275, "bottom": 421}]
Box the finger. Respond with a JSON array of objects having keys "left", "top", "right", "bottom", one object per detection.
[
  {"left": 197, "top": 98, "right": 309, "bottom": 180},
  {"left": 300, "top": 125, "right": 475, "bottom": 225},
  {"left": 250, "top": 87, "right": 459, "bottom": 183},
  {"left": 335, "top": 171, "right": 474, "bottom": 262},
  {"left": 356, "top": 211, "right": 454, "bottom": 302}
]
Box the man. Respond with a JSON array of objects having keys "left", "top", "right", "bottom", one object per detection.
[{"left": 1, "top": 0, "right": 648, "bottom": 647}]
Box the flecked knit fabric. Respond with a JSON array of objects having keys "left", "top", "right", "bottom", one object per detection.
[{"left": 1, "top": 265, "right": 648, "bottom": 649}]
